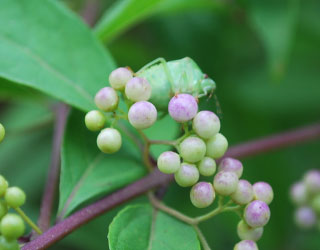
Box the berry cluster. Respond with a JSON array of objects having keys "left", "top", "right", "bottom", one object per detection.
[
  {"left": 290, "top": 169, "right": 320, "bottom": 230},
  {"left": 85, "top": 67, "right": 157, "bottom": 153},
  {"left": 0, "top": 175, "right": 26, "bottom": 250}
]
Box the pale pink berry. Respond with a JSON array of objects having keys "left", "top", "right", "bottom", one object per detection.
[
  {"left": 244, "top": 200, "right": 270, "bottom": 228},
  {"left": 218, "top": 157, "right": 243, "bottom": 178},
  {"left": 252, "top": 182, "right": 273, "bottom": 205},
  {"left": 190, "top": 182, "right": 215, "bottom": 208},
  {"left": 94, "top": 87, "right": 118, "bottom": 112},
  {"left": 168, "top": 94, "right": 198, "bottom": 122},
  {"left": 109, "top": 67, "right": 133, "bottom": 90},
  {"left": 128, "top": 101, "right": 157, "bottom": 129},
  {"left": 231, "top": 180, "right": 254, "bottom": 205}
]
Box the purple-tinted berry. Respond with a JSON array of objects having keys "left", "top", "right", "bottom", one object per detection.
[
  {"left": 234, "top": 240, "right": 259, "bottom": 250},
  {"left": 206, "top": 133, "right": 228, "bottom": 159},
  {"left": 218, "top": 157, "right": 243, "bottom": 178},
  {"left": 109, "top": 67, "right": 133, "bottom": 90},
  {"left": 128, "top": 101, "right": 157, "bottom": 129},
  {"left": 168, "top": 94, "right": 198, "bottom": 123},
  {"left": 157, "top": 151, "right": 180, "bottom": 174},
  {"left": 304, "top": 169, "right": 320, "bottom": 194},
  {"left": 179, "top": 136, "right": 206, "bottom": 163},
  {"left": 294, "top": 206, "right": 316, "bottom": 229},
  {"left": 94, "top": 87, "right": 119, "bottom": 112},
  {"left": 213, "top": 171, "right": 239, "bottom": 196},
  {"left": 237, "top": 220, "right": 263, "bottom": 242},
  {"left": 244, "top": 201, "right": 270, "bottom": 228},
  {"left": 174, "top": 163, "right": 199, "bottom": 187},
  {"left": 125, "top": 77, "right": 152, "bottom": 102},
  {"left": 198, "top": 157, "right": 216, "bottom": 176},
  {"left": 290, "top": 181, "right": 308, "bottom": 205},
  {"left": 190, "top": 182, "right": 215, "bottom": 208},
  {"left": 192, "top": 111, "right": 220, "bottom": 139},
  {"left": 252, "top": 182, "right": 274, "bottom": 205},
  {"left": 231, "top": 180, "right": 254, "bottom": 205}
]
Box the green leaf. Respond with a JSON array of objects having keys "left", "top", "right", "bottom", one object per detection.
[
  {"left": 108, "top": 204, "right": 200, "bottom": 250},
  {"left": 0, "top": 0, "right": 115, "bottom": 112},
  {"left": 248, "top": 0, "right": 299, "bottom": 79},
  {"left": 58, "top": 109, "right": 145, "bottom": 217},
  {"left": 94, "top": 0, "right": 217, "bottom": 42}
]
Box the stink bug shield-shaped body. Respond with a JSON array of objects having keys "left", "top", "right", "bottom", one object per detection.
[{"left": 136, "top": 57, "right": 216, "bottom": 111}]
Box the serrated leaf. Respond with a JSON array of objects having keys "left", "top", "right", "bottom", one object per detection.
[
  {"left": 58, "top": 110, "right": 145, "bottom": 217},
  {"left": 0, "top": 0, "right": 115, "bottom": 112},
  {"left": 108, "top": 204, "right": 200, "bottom": 250}
]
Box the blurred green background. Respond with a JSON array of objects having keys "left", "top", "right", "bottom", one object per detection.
[{"left": 1, "top": 0, "right": 320, "bottom": 249}]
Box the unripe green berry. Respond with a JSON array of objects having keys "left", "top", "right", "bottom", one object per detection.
[
  {"left": 0, "top": 200, "right": 8, "bottom": 219},
  {"left": 198, "top": 157, "right": 216, "bottom": 176},
  {"left": 97, "top": 128, "right": 122, "bottom": 154},
  {"left": 174, "top": 163, "right": 199, "bottom": 187},
  {"left": 180, "top": 136, "right": 206, "bottom": 163},
  {"left": 231, "top": 180, "right": 254, "bottom": 205},
  {"left": 0, "top": 123, "right": 5, "bottom": 143},
  {"left": 109, "top": 67, "right": 133, "bottom": 91},
  {"left": 85, "top": 110, "right": 106, "bottom": 131},
  {"left": 190, "top": 182, "right": 215, "bottom": 208},
  {"left": 234, "top": 240, "right": 259, "bottom": 250},
  {"left": 237, "top": 220, "right": 263, "bottom": 242},
  {"left": 5, "top": 187, "right": 26, "bottom": 208},
  {"left": 157, "top": 151, "right": 180, "bottom": 174},
  {"left": 125, "top": 77, "right": 152, "bottom": 102},
  {"left": 0, "top": 214, "right": 25, "bottom": 240},
  {"left": 206, "top": 133, "right": 228, "bottom": 159},
  {"left": 192, "top": 111, "right": 220, "bottom": 139},
  {"left": 0, "top": 175, "right": 8, "bottom": 197},
  {"left": 94, "top": 87, "right": 119, "bottom": 112},
  {"left": 252, "top": 182, "right": 273, "bottom": 205},
  {"left": 128, "top": 101, "right": 157, "bottom": 129},
  {"left": 0, "top": 236, "right": 19, "bottom": 250},
  {"left": 213, "top": 171, "right": 238, "bottom": 196},
  {"left": 311, "top": 194, "right": 320, "bottom": 214}
]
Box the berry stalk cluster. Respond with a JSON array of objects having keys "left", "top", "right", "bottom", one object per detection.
[{"left": 290, "top": 169, "right": 320, "bottom": 230}]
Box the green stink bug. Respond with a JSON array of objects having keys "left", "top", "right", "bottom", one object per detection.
[{"left": 135, "top": 57, "right": 216, "bottom": 111}]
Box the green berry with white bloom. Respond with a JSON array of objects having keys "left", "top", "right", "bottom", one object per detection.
[
  {"left": 206, "top": 133, "right": 228, "bottom": 159},
  {"left": 198, "top": 157, "right": 216, "bottom": 176},
  {"left": 97, "top": 128, "right": 122, "bottom": 153},
  {"left": 85, "top": 110, "right": 106, "bottom": 131},
  {"left": 192, "top": 111, "right": 220, "bottom": 139},
  {"left": 109, "top": 67, "right": 133, "bottom": 91},
  {"left": 174, "top": 163, "right": 199, "bottom": 187},
  {"left": 157, "top": 151, "right": 180, "bottom": 174},
  {"left": 237, "top": 220, "right": 263, "bottom": 242},
  {"left": 94, "top": 87, "right": 119, "bottom": 112},
  {"left": 179, "top": 136, "right": 206, "bottom": 163},
  {"left": 190, "top": 182, "right": 215, "bottom": 208},
  {"left": 125, "top": 77, "right": 152, "bottom": 102},
  {"left": 213, "top": 171, "right": 238, "bottom": 196}
]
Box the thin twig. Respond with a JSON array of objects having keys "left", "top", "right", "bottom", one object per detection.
[
  {"left": 22, "top": 122, "right": 320, "bottom": 249},
  {"left": 193, "top": 225, "right": 211, "bottom": 250}
]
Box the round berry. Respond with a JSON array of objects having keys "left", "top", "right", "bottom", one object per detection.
[
  {"left": 0, "top": 236, "right": 19, "bottom": 250},
  {"left": 0, "top": 200, "right": 8, "bottom": 219},
  {"left": 294, "top": 206, "right": 316, "bottom": 229},
  {"left": 0, "top": 123, "right": 5, "bottom": 143},
  {"left": 237, "top": 220, "right": 263, "bottom": 242},
  {"left": 231, "top": 180, "right": 254, "bottom": 205},
  {"left": 234, "top": 240, "right": 259, "bottom": 250},
  {"left": 206, "top": 133, "right": 228, "bottom": 159},
  {"left": 198, "top": 157, "right": 216, "bottom": 176},
  {"left": 190, "top": 182, "right": 215, "bottom": 208},
  {"left": 252, "top": 182, "right": 273, "bottom": 205},
  {"left": 174, "top": 163, "right": 199, "bottom": 187},
  {"left": 157, "top": 151, "right": 180, "bottom": 174},
  {"left": 0, "top": 175, "right": 8, "bottom": 197},
  {"left": 5, "top": 187, "right": 26, "bottom": 208},
  {"left": 311, "top": 194, "right": 320, "bottom": 214},
  {"left": 125, "top": 77, "right": 151, "bottom": 102},
  {"left": 84, "top": 110, "right": 106, "bottom": 131},
  {"left": 94, "top": 87, "right": 119, "bottom": 112},
  {"left": 109, "top": 67, "right": 133, "bottom": 91},
  {"left": 290, "top": 181, "right": 308, "bottom": 205},
  {"left": 303, "top": 169, "right": 320, "bottom": 194},
  {"left": 128, "top": 101, "right": 157, "bottom": 129},
  {"left": 179, "top": 136, "right": 206, "bottom": 163},
  {"left": 192, "top": 111, "right": 220, "bottom": 139},
  {"left": 168, "top": 94, "right": 198, "bottom": 123},
  {"left": 213, "top": 171, "right": 238, "bottom": 196},
  {"left": 218, "top": 157, "right": 243, "bottom": 178},
  {"left": 0, "top": 214, "right": 25, "bottom": 240},
  {"left": 97, "top": 128, "right": 122, "bottom": 153},
  {"left": 244, "top": 200, "right": 270, "bottom": 228}
]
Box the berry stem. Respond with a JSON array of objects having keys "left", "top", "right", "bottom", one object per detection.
[
  {"left": 149, "top": 140, "right": 177, "bottom": 146},
  {"left": 15, "top": 207, "right": 43, "bottom": 235},
  {"left": 137, "top": 130, "right": 153, "bottom": 172},
  {"left": 193, "top": 225, "right": 212, "bottom": 250}
]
